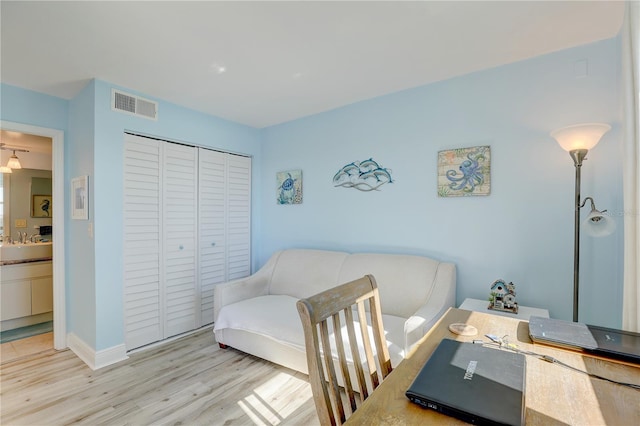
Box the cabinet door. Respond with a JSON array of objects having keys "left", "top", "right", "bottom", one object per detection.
[
  {"left": 31, "top": 276, "right": 53, "bottom": 315},
  {"left": 198, "top": 149, "right": 227, "bottom": 325},
  {"left": 227, "top": 154, "right": 252, "bottom": 280},
  {"left": 163, "top": 142, "right": 198, "bottom": 337},
  {"left": 1, "top": 280, "right": 31, "bottom": 320},
  {"left": 124, "top": 134, "right": 163, "bottom": 349}
]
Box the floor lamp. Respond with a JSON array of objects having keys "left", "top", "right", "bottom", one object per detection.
[{"left": 551, "top": 123, "right": 616, "bottom": 322}]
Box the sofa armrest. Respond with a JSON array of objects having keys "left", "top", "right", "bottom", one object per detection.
[
  {"left": 213, "top": 275, "right": 269, "bottom": 323},
  {"left": 404, "top": 262, "right": 456, "bottom": 353},
  {"left": 213, "top": 251, "right": 286, "bottom": 322}
]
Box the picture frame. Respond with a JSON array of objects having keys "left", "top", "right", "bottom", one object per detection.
[
  {"left": 71, "top": 175, "right": 89, "bottom": 220},
  {"left": 277, "top": 169, "right": 303, "bottom": 204},
  {"left": 438, "top": 145, "right": 491, "bottom": 197},
  {"left": 32, "top": 194, "right": 52, "bottom": 218}
]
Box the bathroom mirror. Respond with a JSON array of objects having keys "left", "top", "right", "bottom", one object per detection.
[{"left": 4, "top": 169, "right": 52, "bottom": 238}]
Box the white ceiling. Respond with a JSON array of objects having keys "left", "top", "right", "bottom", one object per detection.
[{"left": 1, "top": 1, "right": 625, "bottom": 129}]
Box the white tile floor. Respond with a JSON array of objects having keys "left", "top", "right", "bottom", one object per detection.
[{"left": 0, "top": 332, "right": 53, "bottom": 364}]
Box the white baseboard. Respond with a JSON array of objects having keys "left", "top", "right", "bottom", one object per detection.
[
  {"left": 126, "top": 324, "right": 213, "bottom": 355},
  {"left": 67, "top": 332, "right": 128, "bottom": 370}
]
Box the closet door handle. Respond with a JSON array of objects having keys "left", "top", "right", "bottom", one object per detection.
[
  {"left": 211, "top": 242, "right": 216, "bottom": 247},
  {"left": 179, "top": 245, "right": 184, "bottom": 250}
]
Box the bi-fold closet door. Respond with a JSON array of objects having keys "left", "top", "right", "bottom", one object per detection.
[
  {"left": 197, "top": 149, "right": 252, "bottom": 324},
  {"left": 123, "top": 133, "right": 251, "bottom": 351}
]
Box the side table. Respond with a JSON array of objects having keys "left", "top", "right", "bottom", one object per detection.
[{"left": 459, "top": 297, "right": 549, "bottom": 320}]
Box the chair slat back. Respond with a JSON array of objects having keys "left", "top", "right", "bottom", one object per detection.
[{"left": 297, "top": 274, "right": 393, "bottom": 426}]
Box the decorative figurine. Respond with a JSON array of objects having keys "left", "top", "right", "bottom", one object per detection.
[{"left": 488, "top": 279, "right": 518, "bottom": 314}]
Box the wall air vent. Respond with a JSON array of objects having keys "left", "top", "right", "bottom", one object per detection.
[{"left": 111, "top": 89, "right": 158, "bottom": 120}]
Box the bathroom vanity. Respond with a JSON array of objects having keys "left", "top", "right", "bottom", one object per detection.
[{"left": 0, "top": 242, "right": 53, "bottom": 330}]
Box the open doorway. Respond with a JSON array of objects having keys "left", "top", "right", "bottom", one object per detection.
[{"left": 0, "top": 121, "right": 65, "bottom": 361}]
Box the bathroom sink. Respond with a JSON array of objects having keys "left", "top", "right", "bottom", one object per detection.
[{"left": 0, "top": 242, "right": 53, "bottom": 262}]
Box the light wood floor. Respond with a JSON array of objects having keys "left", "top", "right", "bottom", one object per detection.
[
  {"left": 1, "top": 332, "right": 54, "bottom": 363},
  {"left": 1, "top": 328, "right": 319, "bottom": 425}
]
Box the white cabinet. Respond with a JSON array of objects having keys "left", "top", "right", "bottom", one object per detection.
[
  {"left": 124, "top": 134, "right": 251, "bottom": 350},
  {"left": 459, "top": 298, "right": 550, "bottom": 320},
  {"left": 31, "top": 276, "right": 54, "bottom": 315},
  {"left": 1, "top": 261, "right": 53, "bottom": 321},
  {"left": 1, "top": 280, "right": 31, "bottom": 320}
]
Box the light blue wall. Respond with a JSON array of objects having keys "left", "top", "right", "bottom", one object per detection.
[
  {"left": 0, "top": 34, "right": 625, "bottom": 353},
  {"left": 1, "top": 81, "right": 262, "bottom": 351},
  {"left": 0, "top": 83, "right": 68, "bottom": 130},
  {"left": 260, "top": 38, "right": 623, "bottom": 327},
  {"left": 0, "top": 83, "right": 78, "bottom": 335},
  {"left": 92, "top": 79, "right": 262, "bottom": 350},
  {"left": 67, "top": 81, "right": 97, "bottom": 346}
]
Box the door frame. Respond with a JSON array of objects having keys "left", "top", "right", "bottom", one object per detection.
[{"left": 1, "top": 121, "right": 66, "bottom": 350}]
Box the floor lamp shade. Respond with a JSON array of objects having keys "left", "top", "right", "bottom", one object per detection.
[
  {"left": 583, "top": 208, "right": 617, "bottom": 237},
  {"left": 551, "top": 123, "right": 612, "bottom": 152}
]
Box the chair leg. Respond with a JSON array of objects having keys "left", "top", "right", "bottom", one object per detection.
[{"left": 219, "top": 343, "right": 228, "bottom": 349}]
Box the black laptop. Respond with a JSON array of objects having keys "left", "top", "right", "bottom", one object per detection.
[
  {"left": 406, "top": 339, "right": 525, "bottom": 426},
  {"left": 528, "top": 316, "right": 640, "bottom": 364}
]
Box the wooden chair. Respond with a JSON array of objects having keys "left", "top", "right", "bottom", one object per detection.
[{"left": 296, "top": 274, "right": 393, "bottom": 426}]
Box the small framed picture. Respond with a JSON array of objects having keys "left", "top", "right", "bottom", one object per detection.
[
  {"left": 32, "top": 195, "right": 52, "bottom": 218},
  {"left": 277, "top": 169, "right": 302, "bottom": 204},
  {"left": 438, "top": 145, "right": 491, "bottom": 197},
  {"left": 71, "top": 176, "right": 89, "bottom": 220}
]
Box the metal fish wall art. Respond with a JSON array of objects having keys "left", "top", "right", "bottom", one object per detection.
[{"left": 333, "top": 158, "right": 393, "bottom": 191}]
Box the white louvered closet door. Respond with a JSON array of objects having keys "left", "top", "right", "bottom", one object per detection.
[
  {"left": 124, "top": 134, "right": 163, "bottom": 349},
  {"left": 227, "top": 154, "right": 252, "bottom": 280},
  {"left": 198, "top": 151, "right": 252, "bottom": 324},
  {"left": 162, "top": 142, "right": 198, "bottom": 338},
  {"left": 198, "top": 149, "right": 227, "bottom": 325},
  {"left": 124, "top": 135, "right": 251, "bottom": 350}
]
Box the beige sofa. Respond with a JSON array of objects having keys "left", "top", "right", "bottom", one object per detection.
[{"left": 213, "top": 249, "right": 456, "bottom": 373}]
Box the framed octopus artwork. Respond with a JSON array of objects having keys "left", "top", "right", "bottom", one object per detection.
[
  {"left": 437, "top": 145, "right": 491, "bottom": 197},
  {"left": 277, "top": 169, "right": 303, "bottom": 205}
]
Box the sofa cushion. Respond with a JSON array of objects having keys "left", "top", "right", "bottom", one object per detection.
[
  {"left": 214, "top": 294, "right": 406, "bottom": 366},
  {"left": 214, "top": 295, "right": 305, "bottom": 351},
  {"left": 268, "top": 249, "right": 349, "bottom": 298},
  {"left": 337, "top": 253, "right": 440, "bottom": 318}
]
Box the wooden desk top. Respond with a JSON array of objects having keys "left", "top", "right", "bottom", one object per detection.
[{"left": 346, "top": 308, "right": 640, "bottom": 425}]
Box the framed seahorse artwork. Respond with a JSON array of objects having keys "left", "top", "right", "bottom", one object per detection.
[
  {"left": 437, "top": 146, "right": 491, "bottom": 197},
  {"left": 277, "top": 169, "right": 302, "bottom": 204},
  {"left": 32, "top": 194, "right": 52, "bottom": 218}
]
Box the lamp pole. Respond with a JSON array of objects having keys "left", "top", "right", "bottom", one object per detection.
[
  {"left": 570, "top": 149, "right": 588, "bottom": 322},
  {"left": 551, "top": 123, "right": 611, "bottom": 323}
]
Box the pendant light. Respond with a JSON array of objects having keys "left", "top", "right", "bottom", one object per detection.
[
  {"left": 6, "top": 150, "right": 22, "bottom": 169},
  {"left": 0, "top": 143, "right": 29, "bottom": 169}
]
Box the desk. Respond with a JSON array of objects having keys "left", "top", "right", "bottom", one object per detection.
[
  {"left": 459, "top": 297, "right": 550, "bottom": 320},
  {"left": 345, "top": 308, "right": 640, "bottom": 425}
]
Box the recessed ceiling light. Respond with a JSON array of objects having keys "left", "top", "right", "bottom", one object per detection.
[
  {"left": 292, "top": 72, "right": 304, "bottom": 79},
  {"left": 210, "top": 63, "right": 226, "bottom": 75}
]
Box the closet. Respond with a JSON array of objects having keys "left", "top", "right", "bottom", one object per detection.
[{"left": 123, "top": 133, "right": 251, "bottom": 350}]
